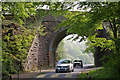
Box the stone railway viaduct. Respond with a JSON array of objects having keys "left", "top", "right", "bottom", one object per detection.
[{"left": 4, "top": 12, "right": 109, "bottom": 71}]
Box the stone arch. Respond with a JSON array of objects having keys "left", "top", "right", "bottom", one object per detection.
[
  {"left": 24, "top": 14, "right": 109, "bottom": 70},
  {"left": 48, "top": 28, "right": 109, "bottom": 67},
  {"left": 48, "top": 29, "right": 67, "bottom": 67}
]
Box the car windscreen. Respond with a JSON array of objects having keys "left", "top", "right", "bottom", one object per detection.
[{"left": 58, "top": 60, "right": 71, "bottom": 64}]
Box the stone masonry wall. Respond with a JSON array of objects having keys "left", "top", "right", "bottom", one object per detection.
[
  {"left": 25, "top": 15, "right": 62, "bottom": 70},
  {"left": 25, "top": 33, "right": 40, "bottom": 70}
]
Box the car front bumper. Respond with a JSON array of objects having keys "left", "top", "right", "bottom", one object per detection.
[{"left": 56, "top": 68, "right": 70, "bottom": 72}]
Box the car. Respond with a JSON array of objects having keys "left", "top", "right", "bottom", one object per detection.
[
  {"left": 55, "top": 59, "right": 74, "bottom": 73},
  {"left": 73, "top": 59, "right": 83, "bottom": 68}
]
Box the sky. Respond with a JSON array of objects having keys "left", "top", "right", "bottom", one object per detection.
[
  {"left": 63, "top": 34, "right": 87, "bottom": 42},
  {"left": 39, "top": 2, "right": 91, "bottom": 11}
]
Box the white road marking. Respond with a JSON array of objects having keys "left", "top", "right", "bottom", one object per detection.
[
  {"left": 50, "top": 74, "right": 59, "bottom": 78},
  {"left": 65, "top": 74, "right": 73, "bottom": 78},
  {"left": 37, "top": 74, "right": 47, "bottom": 78}
]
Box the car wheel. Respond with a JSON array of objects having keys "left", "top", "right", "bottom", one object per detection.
[
  {"left": 55, "top": 70, "right": 59, "bottom": 73},
  {"left": 72, "top": 69, "right": 74, "bottom": 72},
  {"left": 81, "top": 64, "right": 83, "bottom": 68},
  {"left": 74, "top": 64, "right": 76, "bottom": 67}
]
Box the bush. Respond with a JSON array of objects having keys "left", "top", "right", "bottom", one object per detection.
[{"left": 2, "top": 26, "right": 37, "bottom": 80}]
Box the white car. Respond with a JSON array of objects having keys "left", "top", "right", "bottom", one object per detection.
[{"left": 55, "top": 59, "right": 74, "bottom": 73}]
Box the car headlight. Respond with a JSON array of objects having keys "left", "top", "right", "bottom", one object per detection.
[{"left": 66, "top": 65, "right": 70, "bottom": 69}]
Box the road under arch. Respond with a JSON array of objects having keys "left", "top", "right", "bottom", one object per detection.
[{"left": 48, "top": 29, "right": 109, "bottom": 67}]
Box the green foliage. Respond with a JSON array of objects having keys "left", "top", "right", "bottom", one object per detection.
[
  {"left": 84, "top": 40, "right": 95, "bottom": 53},
  {"left": 2, "top": 2, "right": 37, "bottom": 25},
  {"left": 2, "top": 27, "right": 37, "bottom": 79},
  {"left": 57, "top": 40, "right": 65, "bottom": 60},
  {"left": 78, "top": 73, "right": 88, "bottom": 79},
  {"left": 78, "top": 51, "right": 120, "bottom": 79},
  {"left": 79, "top": 62, "right": 120, "bottom": 79},
  {"left": 78, "top": 68, "right": 110, "bottom": 79},
  {"left": 2, "top": 2, "right": 120, "bottom": 79},
  {"left": 39, "top": 25, "right": 47, "bottom": 36},
  {"left": 67, "top": 39, "right": 94, "bottom": 64},
  {"left": 102, "top": 54, "right": 120, "bottom": 78},
  {"left": 53, "top": 2, "right": 119, "bottom": 78},
  {"left": 57, "top": 38, "right": 94, "bottom": 64},
  {"left": 65, "top": 54, "right": 74, "bottom": 60},
  {"left": 88, "top": 68, "right": 109, "bottom": 78},
  {"left": 54, "top": 2, "right": 120, "bottom": 53}
]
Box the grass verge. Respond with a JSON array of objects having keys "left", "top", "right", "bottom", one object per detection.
[{"left": 78, "top": 68, "right": 112, "bottom": 80}]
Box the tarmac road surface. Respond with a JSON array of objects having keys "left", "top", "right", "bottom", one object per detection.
[{"left": 35, "top": 64, "right": 102, "bottom": 80}]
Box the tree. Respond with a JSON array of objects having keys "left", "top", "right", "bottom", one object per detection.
[
  {"left": 53, "top": 2, "right": 119, "bottom": 53},
  {"left": 45, "top": 2, "right": 120, "bottom": 78},
  {"left": 54, "top": 2, "right": 120, "bottom": 78},
  {"left": 2, "top": 2, "right": 120, "bottom": 78},
  {"left": 57, "top": 40, "right": 65, "bottom": 60},
  {"left": 2, "top": 2, "right": 37, "bottom": 25}
]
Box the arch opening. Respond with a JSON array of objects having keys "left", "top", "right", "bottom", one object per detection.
[
  {"left": 49, "top": 30, "right": 94, "bottom": 67},
  {"left": 56, "top": 34, "right": 94, "bottom": 65}
]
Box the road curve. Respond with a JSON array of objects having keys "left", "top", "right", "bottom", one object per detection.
[{"left": 35, "top": 64, "right": 102, "bottom": 80}]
